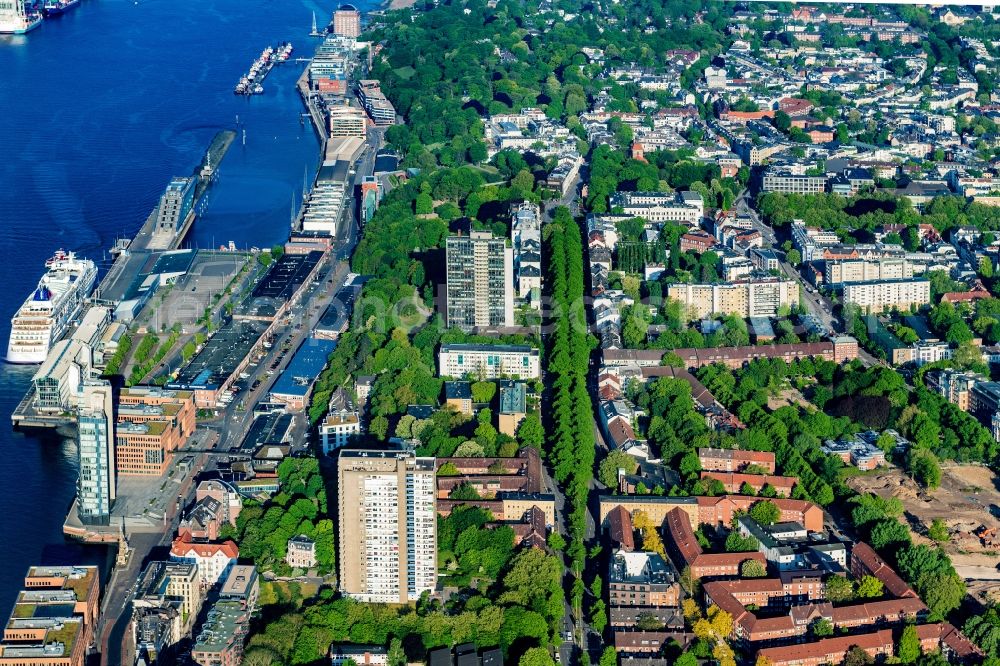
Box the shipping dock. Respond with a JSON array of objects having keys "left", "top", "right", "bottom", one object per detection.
[{"left": 11, "top": 130, "right": 236, "bottom": 429}]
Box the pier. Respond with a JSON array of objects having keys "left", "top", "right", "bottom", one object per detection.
[
  {"left": 234, "top": 43, "right": 294, "bottom": 95},
  {"left": 11, "top": 130, "right": 236, "bottom": 428}
]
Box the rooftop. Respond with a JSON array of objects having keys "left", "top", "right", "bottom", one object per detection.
[
  {"left": 609, "top": 550, "right": 676, "bottom": 585},
  {"left": 269, "top": 338, "right": 337, "bottom": 398},
  {"left": 193, "top": 601, "right": 246, "bottom": 654},
  {"left": 440, "top": 343, "right": 537, "bottom": 354},
  {"left": 499, "top": 382, "right": 526, "bottom": 414},
  {"left": 168, "top": 320, "right": 268, "bottom": 390}
]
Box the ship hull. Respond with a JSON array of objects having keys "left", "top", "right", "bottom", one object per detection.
[
  {"left": 42, "top": 0, "right": 77, "bottom": 17},
  {"left": 5, "top": 253, "right": 97, "bottom": 365},
  {"left": 4, "top": 348, "right": 48, "bottom": 364},
  {"left": 3, "top": 14, "right": 43, "bottom": 32}
]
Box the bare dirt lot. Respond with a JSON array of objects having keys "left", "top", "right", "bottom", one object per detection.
[
  {"left": 767, "top": 387, "right": 813, "bottom": 411},
  {"left": 846, "top": 463, "right": 1000, "bottom": 595}
]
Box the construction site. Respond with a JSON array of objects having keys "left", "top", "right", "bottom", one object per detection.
[{"left": 847, "top": 463, "right": 1000, "bottom": 602}]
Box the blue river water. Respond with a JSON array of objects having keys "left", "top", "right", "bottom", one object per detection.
[{"left": 0, "top": 0, "right": 376, "bottom": 612}]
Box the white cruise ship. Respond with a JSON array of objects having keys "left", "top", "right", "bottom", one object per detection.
[{"left": 6, "top": 251, "right": 98, "bottom": 364}]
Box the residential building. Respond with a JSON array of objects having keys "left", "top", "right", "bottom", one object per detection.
[
  {"left": 755, "top": 630, "right": 895, "bottom": 666},
  {"left": 927, "top": 369, "right": 987, "bottom": 411},
  {"left": 663, "top": 506, "right": 767, "bottom": 579},
  {"left": 320, "top": 389, "right": 361, "bottom": 455},
  {"left": 76, "top": 380, "right": 115, "bottom": 526},
  {"left": 191, "top": 600, "right": 249, "bottom": 666},
  {"left": 970, "top": 381, "right": 1000, "bottom": 437},
  {"left": 609, "top": 191, "right": 703, "bottom": 226},
  {"left": 133, "top": 560, "right": 203, "bottom": 650},
  {"left": 220, "top": 565, "right": 259, "bottom": 612},
  {"left": 445, "top": 231, "right": 514, "bottom": 331},
  {"left": 497, "top": 381, "right": 526, "bottom": 437},
  {"left": 169, "top": 539, "right": 239, "bottom": 590},
  {"left": 700, "top": 471, "right": 797, "bottom": 495},
  {"left": 179, "top": 495, "right": 226, "bottom": 542},
  {"left": 761, "top": 169, "right": 828, "bottom": 194},
  {"left": 600, "top": 495, "right": 824, "bottom": 533},
  {"left": 666, "top": 279, "right": 798, "bottom": 319},
  {"left": 195, "top": 480, "right": 243, "bottom": 526},
  {"left": 510, "top": 202, "right": 542, "bottom": 307},
  {"left": 435, "top": 447, "right": 543, "bottom": 503},
  {"left": 850, "top": 542, "right": 918, "bottom": 599},
  {"left": 698, "top": 448, "right": 775, "bottom": 473},
  {"left": 332, "top": 4, "right": 361, "bottom": 38},
  {"left": 842, "top": 278, "right": 931, "bottom": 314},
  {"left": 331, "top": 645, "right": 389, "bottom": 666},
  {"left": 356, "top": 80, "right": 395, "bottom": 125},
  {"left": 438, "top": 344, "right": 540, "bottom": 380},
  {"left": 286, "top": 535, "right": 317, "bottom": 569},
  {"left": 337, "top": 449, "right": 437, "bottom": 603},
  {"left": 825, "top": 258, "right": 913, "bottom": 286},
  {"left": 608, "top": 549, "right": 680, "bottom": 607},
  {"left": 444, "top": 381, "right": 473, "bottom": 416},
  {"left": 328, "top": 104, "right": 368, "bottom": 138},
  {"left": 603, "top": 338, "right": 858, "bottom": 369},
  {"left": 750, "top": 248, "right": 781, "bottom": 273}
]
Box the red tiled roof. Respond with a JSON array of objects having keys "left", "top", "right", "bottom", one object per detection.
[
  {"left": 942, "top": 288, "right": 991, "bottom": 303},
  {"left": 699, "top": 471, "right": 798, "bottom": 492},
  {"left": 170, "top": 538, "right": 239, "bottom": 559},
  {"left": 665, "top": 508, "right": 702, "bottom": 565},
  {"left": 757, "top": 629, "right": 894, "bottom": 666},
  {"left": 917, "top": 622, "right": 985, "bottom": 659},
  {"left": 607, "top": 419, "right": 637, "bottom": 448},
  {"left": 830, "top": 597, "right": 926, "bottom": 624},
  {"left": 850, "top": 542, "right": 916, "bottom": 599},
  {"left": 608, "top": 505, "right": 635, "bottom": 551}
]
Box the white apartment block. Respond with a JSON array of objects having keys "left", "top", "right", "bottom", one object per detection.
[
  {"left": 913, "top": 341, "right": 953, "bottom": 367},
  {"left": 842, "top": 278, "right": 931, "bottom": 314},
  {"left": 319, "top": 411, "right": 360, "bottom": 455},
  {"left": 445, "top": 231, "right": 514, "bottom": 330},
  {"left": 337, "top": 450, "right": 437, "bottom": 604},
  {"left": 438, "top": 343, "right": 541, "bottom": 379},
  {"left": 609, "top": 191, "right": 704, "bottom": 227},
  {"left": 666, "top": 279, "right": 798, "bottom": 319},
  {"left": 824, "top": 258, "right": 913, "bottom": 286},
  {"left": 761, "top": 170, "right": 828, "bottom": 194}
]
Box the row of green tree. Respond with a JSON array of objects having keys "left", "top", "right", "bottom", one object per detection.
[{"left": 543, "top": 206, "right": 596, "bottom": 628}]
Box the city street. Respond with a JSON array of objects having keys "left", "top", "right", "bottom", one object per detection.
[{"left": 94, "top": 73, "right": 378, "bottom": 666}]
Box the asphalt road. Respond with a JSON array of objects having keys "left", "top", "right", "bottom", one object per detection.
[
  {"left": 95, "top": 112, "right": 376, "bottom": 666},
  {"left": 737, "top": 192, "right": 894, "bottom": 368}
]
